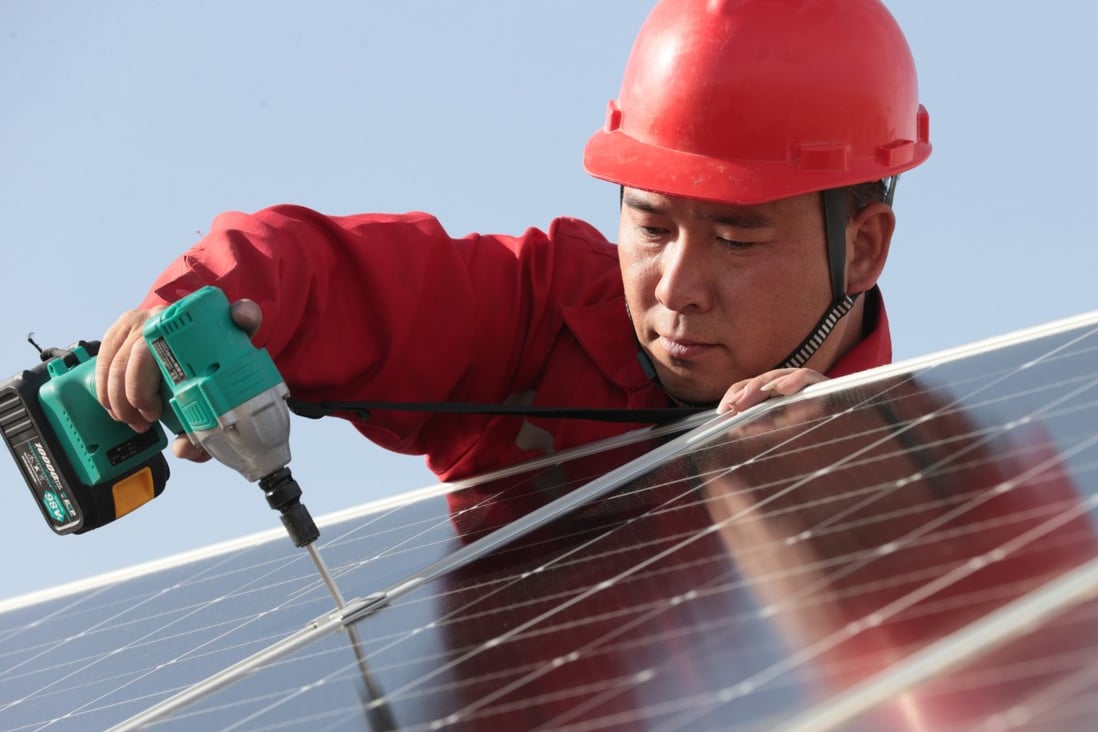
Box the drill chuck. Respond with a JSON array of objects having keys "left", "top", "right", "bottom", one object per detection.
[{"left": 259, "top": 467, "right": 319, "bottom": 547}]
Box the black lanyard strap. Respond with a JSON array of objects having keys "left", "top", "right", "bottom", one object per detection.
[{"left": 286, "top": 398, "right": 705, "bottom": 424}]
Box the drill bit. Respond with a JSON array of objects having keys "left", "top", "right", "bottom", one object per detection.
[
  {"left": 257, "top": 467, "right": 346, "bottom": 609},
  {"left": 306, "top": 542, "right": 346, "bottom": 609}
]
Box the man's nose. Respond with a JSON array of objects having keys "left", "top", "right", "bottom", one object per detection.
[{"left": 653, "top": 234, "right": 713, "bottom": 313}]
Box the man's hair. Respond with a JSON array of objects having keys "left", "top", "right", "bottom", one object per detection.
[{"left": 843, "top": 179, "right": 889, "bottom": 220}]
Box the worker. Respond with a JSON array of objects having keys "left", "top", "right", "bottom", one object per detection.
[{"left": 95, "top": 0, "right": 931, "bottom": 489}]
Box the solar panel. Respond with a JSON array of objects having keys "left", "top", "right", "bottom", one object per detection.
[{"left": 2, "top": 310, "right": 1097, "bottom": 731}]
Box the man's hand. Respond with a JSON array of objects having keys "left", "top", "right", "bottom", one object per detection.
[
  {"left": 718, "top": 368, "right": 829, "bottom": 415},
  {"left": 95, "top": 307, "right": 165, "bottom": 435},
  {"left": 94, "top": 298, "right": 263, "bottom": 462}
]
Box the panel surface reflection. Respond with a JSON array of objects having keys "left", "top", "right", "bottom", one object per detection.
[{"left": 141, "top": 322, "right": 1098, "bottom": 730}]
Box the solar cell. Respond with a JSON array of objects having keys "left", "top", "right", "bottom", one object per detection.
[{"left": 2, "top": 311, "right": 1097, "bottom": 731}]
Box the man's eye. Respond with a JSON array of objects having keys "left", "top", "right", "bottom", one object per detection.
[
  {"left": 639, "top": 226, "right": 667, "bottom": 238},
  {"left": 717, "top": 237, "right": 753, "bottom": 250}
]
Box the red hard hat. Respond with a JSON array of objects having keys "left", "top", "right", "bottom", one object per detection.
[{"left": 584, "top": 0, "right": 932, "bottom": 204}]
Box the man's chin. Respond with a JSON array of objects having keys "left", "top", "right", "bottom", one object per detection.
[
  {"left": 657, "top": 373, "right": 724, "bottom": 408},
  {"left": 644, "top": 349, "right": 731, "bottom": 406}
]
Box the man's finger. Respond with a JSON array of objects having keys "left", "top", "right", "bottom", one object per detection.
[
  {"left": 172, "top": 435, "right": 211, "bottom": 462},
  {"left": 230, "top": 299, "right": 262, "bottom": 338},
  {"left": 104, "top": 332, "right": 152, "bottom": 432},
  {"left": 763, "top": 370, "right": 828, "bottom": 396},
  {"left": 95, "top": 310, "right": 144, "bottom": 415},
  {"left": 125, "top": 338, "right": 164, "bottom": 424},
  {"left": 718, "top": 368, "right": 829, "bottom": 414}
]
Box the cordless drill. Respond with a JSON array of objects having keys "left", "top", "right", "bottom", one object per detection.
[{"left": 0, "top": 286, "right": 320, "bottom": 548}]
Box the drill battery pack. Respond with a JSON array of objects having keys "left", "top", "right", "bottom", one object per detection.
[{"left": 0, "top": 342, "right": 170, "bottom": 535}]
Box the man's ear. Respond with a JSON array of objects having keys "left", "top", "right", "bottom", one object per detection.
[{"left": 845, "top": 201, "right": 895, "bottom": 295}]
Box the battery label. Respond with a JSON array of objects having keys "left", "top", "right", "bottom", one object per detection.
[
  {"left": 42, "top": 490, "right": 66, "bottom": 523},
  {"left": 14, "top": 437, "right": 80, "bottom": 529},
  {"left": 150, "top": 337, "right": 186, "bottom": 385}
]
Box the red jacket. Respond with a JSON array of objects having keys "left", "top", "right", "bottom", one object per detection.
[{"left": 141, "top": 205, "right": 892, "bottom": 482}]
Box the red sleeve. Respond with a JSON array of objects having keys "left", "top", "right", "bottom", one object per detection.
[{"left": 139, "top": 205, "right": 592, "bottom": 465}]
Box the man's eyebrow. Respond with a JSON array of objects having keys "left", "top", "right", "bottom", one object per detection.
[
  {"left": 621, "top": 194, "right": 663, "bottom": 214},
  {"left": 622, "top": 194, "right": 775, "bottom": 228},
  {"left": 702, "top": 210, "right": 775, "bottom": 228}
]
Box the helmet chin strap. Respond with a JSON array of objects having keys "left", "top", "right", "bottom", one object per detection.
[
  {"left": 775, "top": 292, "right": 859, "bottom": 369},
  {"left": 774, "top": 186, "right": 860, "bottom": 370}
]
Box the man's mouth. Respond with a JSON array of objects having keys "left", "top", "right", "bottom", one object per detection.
[{"left": 655, "top": 334, "right": 718, "bottom": 361}]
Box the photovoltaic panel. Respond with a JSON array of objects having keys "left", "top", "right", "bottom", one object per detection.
[
  {"left": 0, "top": 420, "right": 690, "bottom": 731},
  {"left": 2, "top": 310, "right": 1097, "bottom": 731}
]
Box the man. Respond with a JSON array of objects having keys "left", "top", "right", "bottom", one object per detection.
[{"left": 96, "top": 0, "right": 930, "bottom": 485}]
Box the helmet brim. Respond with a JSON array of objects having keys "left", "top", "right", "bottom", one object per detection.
[{"left": 583, "top": 128, "right": 931, "bottom": 205}]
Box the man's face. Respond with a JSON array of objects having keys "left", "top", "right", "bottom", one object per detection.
[{"left": 618, "top": 187, "right": 838, "bottom": 404}]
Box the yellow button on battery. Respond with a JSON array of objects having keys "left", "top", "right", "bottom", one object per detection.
[{"left": 112, "top": 467, "right": 155, "bottom": 518}]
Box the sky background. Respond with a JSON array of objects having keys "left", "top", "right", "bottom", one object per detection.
[{"left": 1, "top": 1, "right": 1095, "bottom": 602}]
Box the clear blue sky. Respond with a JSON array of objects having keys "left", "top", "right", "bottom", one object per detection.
[{"left": 1, "top": 1, "right": 1096, "bottom": 601}]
